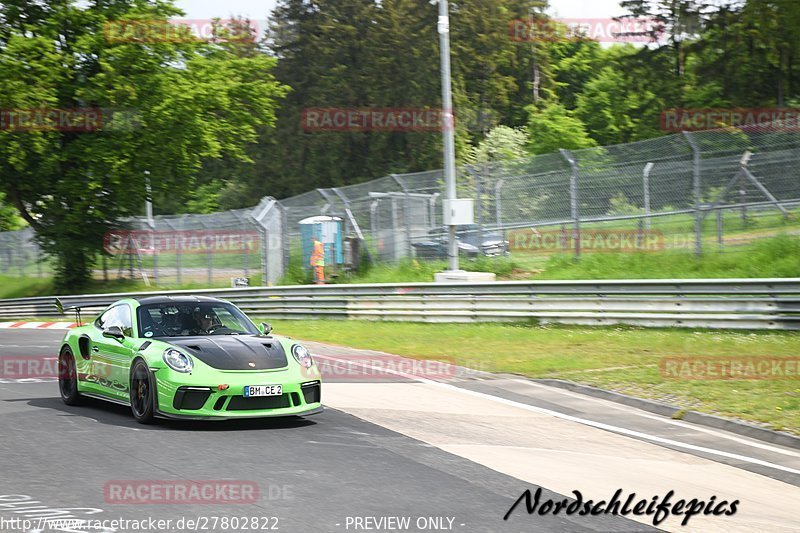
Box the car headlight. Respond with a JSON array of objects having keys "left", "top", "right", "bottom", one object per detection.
[
  {"left": 458, "top": 242, "right": 479, "bottom": 252},
  {"left": 163, "top": 348, "right": 193, "bottom": 373},
  {"left": 292, "top": 344, "right": 314, "bottom": 369}
]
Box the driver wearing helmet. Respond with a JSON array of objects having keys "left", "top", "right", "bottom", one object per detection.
[{"left": 191, "top": 308, "right": 217, "bottom": 335}]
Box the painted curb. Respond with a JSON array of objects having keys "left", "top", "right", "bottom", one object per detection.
[{"left": 0, "top": 322, "right": 77, "bottom": 330}]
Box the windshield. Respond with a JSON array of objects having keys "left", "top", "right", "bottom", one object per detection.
[{"left": 137, "top": 302, "right": 259, "bottom": 338}]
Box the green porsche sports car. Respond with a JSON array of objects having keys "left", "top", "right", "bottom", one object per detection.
[{"left": 57, "top": 295, "right": 322, "bottom": 423}]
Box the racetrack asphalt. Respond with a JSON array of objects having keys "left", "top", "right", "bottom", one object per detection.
[{"left": 1, "top": 329, "right": 798, "bottom": 533}]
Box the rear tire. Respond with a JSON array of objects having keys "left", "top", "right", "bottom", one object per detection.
[
  {"left": 130, "top": 360, "right": 157, "bottom": 424},
  {"left": 58, "top": 347, "right": 84, "bottom": 406}
]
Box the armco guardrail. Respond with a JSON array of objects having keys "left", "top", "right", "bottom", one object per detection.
[{"left": 1, "top": 279, "right": 799, "bottom": 330}]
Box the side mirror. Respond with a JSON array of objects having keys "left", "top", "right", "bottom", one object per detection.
[
  {"left": 102, "top": 325, "right": 125, "bottom": 341},
  {"left": 260, "top": 322, "right": 273, "bottom": 336}
]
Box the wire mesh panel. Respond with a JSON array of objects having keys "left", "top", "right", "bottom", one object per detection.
[
  {"left": 104, "top": 203, "right": 273, "bottom": 286},
  {"left": 2, "top": 128, "right": 800, "bottom": 285},
  {"left": 0, "top": 228, "right": 46, "bottom": 278}
]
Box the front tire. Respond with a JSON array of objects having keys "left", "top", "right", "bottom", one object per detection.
[
  {"left": 130, "top": 360, "right": 157, "bottom": 424},
  {"left": 58, "top": 347, "right": 84, "bottom": 406}
]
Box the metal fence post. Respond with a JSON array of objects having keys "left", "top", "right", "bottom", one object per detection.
[
  {"left": 330, "top": 187, "right": 371, "bottom": 264},
  {"left": 391, "top": 174, "right": 413, "bottom": 260},
  {"left": 281, "top": 202, "right": 289, "bottom": 279},
  {"left": 176, "top": 217, "right": 184, "bottom": 285},
  {"left": 250, "top": 197, "right": 284, "bottom": 286},
  {"left": 740, "top": 186, "right": 748, "bottom": 223},
  {"left": 643, "top": 162, "right": 654, "bottom": 230},
  {"left": 370, "top": 198, "right": 379, "bottom": 257},
  {"left": 469, "top": 165, "right": 484, "bottom": 244},
  {"left": 494, "top": 179, "right": 503, "bottom": 227},
  {"left": 637, "top": 219, "right": 644, "bottom": 248},
  {"left": 17, "top": 236, "right": 24, "bottom": 276},
  {"left": 199, "top": 218, "right": 212, "bottom": 285},
  {"left": 262, "top": 226, "right": 269, "bottom": 286},
  {"left": 682, "top": 131, "right": 703, "bottom": 257},
  {"left": 560, "top": 149, "right": 581, "bottom": 261},
  {"left": 495, "top": 179, "right": 505, "bottom": 245},
  {"left": 146, "top": 217, "right": 158, "bottom": 286}
]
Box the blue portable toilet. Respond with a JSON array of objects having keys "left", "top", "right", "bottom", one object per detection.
[{"left": 299, "top": 216, "right": 344, "bottom": 271}]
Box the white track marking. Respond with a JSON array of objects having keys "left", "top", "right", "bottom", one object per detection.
[
  {"left": 317, "top": 354, "right": 800, "bottom": 477},
  {"left": 507, "top": 378, "right": 800, "bottom": 459}
]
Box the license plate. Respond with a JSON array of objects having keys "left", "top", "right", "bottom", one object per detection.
[{"left": 244, "top": 385, "right": 282, "bottom": 398}]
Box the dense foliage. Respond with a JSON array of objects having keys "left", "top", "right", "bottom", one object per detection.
[
  {"left": 1, "top": 0, "right": 798, "bottom": 286},
  {"left": 0, "top": 1, "right": 287, "bottom": 288}
]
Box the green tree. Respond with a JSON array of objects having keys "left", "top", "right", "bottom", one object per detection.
[
  {"left": 266, "top": 0, "right": 564, "bottom": 193},
  {"left": 526, "top": 103, "right": 596, "bottom": 154},
  {"left": 574, "top": 46, "right": 677, "bottom": 145},
  {"left": 617, "top": 0, "right": 722, "bottom": 76},
  {"left": 549, "top": 39, "right": 605, "bottom": 110},
  {"left": 267, "top": 0, "right": 388, "bottom": 195},
  {"left": 467, "top": 125, "right": 529, "bottom": 163},
  {"left": 0, "top": 1, "right": 288, "bottom": 289},
  {"left": 0, "top": 194, "right": 25, "bottom": 231},
  {"left": 689, "top": 0, "right": 800, "bottom": 107}
]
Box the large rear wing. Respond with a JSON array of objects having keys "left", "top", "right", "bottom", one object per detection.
[{"left": 55, "top": 298, "right": 110, "bottom": 326}]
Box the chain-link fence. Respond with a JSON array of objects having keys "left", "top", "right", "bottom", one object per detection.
[
  {"left": 466, "top": 128, "right": 800, "bottom": 268},
  {"left": 0, "top": 198, "right": 288, "bottom": 287},
  {"left": 2, "top": 127, "right": 799, "bottom": 286},
  {"left": 276, "top": 127, "right": 800, "bottom": 276},
  {"left": 0, "top": 228, "right": 45, "bottom": 278}
]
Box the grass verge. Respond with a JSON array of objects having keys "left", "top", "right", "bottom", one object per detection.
[
  {"left": 533, "top": 234, "right": 800, "bottom": 280},
  {"left": 278, "top": 234, "right": 800, "bottom": 285},
  {"left": 268, "top": 320, "right": 800, "bottom": 434}
]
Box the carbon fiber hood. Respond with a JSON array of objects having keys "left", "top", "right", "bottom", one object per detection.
[{"left": 165, "top": 336, "right": 289, "bottom": 371}]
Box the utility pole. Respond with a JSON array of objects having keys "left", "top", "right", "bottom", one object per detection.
[{"left": 439, "top": 0, "right": 459, "bottom": 272}]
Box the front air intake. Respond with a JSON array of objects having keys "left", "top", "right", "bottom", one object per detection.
[
  {"left": 301, "top": 381, "right": 321, "bottom": 404},
  {"left": 172, "top": 387, "right": 212, "bottom": 410}
]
